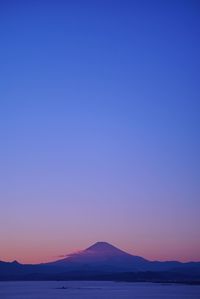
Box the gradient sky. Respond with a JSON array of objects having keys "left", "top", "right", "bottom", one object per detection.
[{"left": 0, "top": 0, "right": 200, "bottom": 264}]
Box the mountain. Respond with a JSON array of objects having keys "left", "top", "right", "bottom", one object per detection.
[
  {"left": 0, "top": 242, "right": 200, "bottom": 282},
  {"left": 49, "top": 242, "right": 148, "bottom": 272},
  {"left": 48, "top": 241, "right": 200, "bottom": 272}
]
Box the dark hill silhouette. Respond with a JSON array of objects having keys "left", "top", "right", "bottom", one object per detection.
[{"left": 0, "top": 242, "right": 200, "bottom": 282}]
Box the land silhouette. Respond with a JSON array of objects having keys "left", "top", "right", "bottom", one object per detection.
[{"left": 1, "top": 242, "right": 200, "bottom": 283}]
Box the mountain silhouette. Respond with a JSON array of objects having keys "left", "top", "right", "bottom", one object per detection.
[
  {"left": 0, "top": 241, "right": 200, "bottom": 282},
  {"left": 49, "top": 241, "right": 148, "bottom": 272},
  {"left": 47, "top": 241, "right": 200, "bottom": 274}
]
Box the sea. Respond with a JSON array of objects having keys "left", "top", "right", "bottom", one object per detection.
[{"left": 0, "top": 281, "right": 199, "bottom": 299}]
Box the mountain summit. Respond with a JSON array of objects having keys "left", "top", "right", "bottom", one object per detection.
[
  {"left": 85, "top": 242, "right": 130, "bottom": 256},
  {"left": 87, "top": 241, "right": 117, "bottom": 251}
]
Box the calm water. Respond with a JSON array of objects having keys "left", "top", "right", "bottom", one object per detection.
[{"left": 0, "top": 281, "right": 199, "bottom": 299}]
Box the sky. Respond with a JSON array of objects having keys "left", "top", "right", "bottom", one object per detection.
[{"left": 0, "top": 0, "right": 200, "bottom": 264}]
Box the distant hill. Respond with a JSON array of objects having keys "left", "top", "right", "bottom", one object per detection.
[{"left": 1, "top": 242, "right": 200, "bottom": 282}]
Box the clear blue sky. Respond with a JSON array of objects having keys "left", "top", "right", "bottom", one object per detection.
[{"left": 0, "top": 0, "right": 200, "bottom": 263}]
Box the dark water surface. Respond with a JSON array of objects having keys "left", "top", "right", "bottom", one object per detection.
[{"left": 0, "top": 281, "right": 200, "bottom": 298}]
